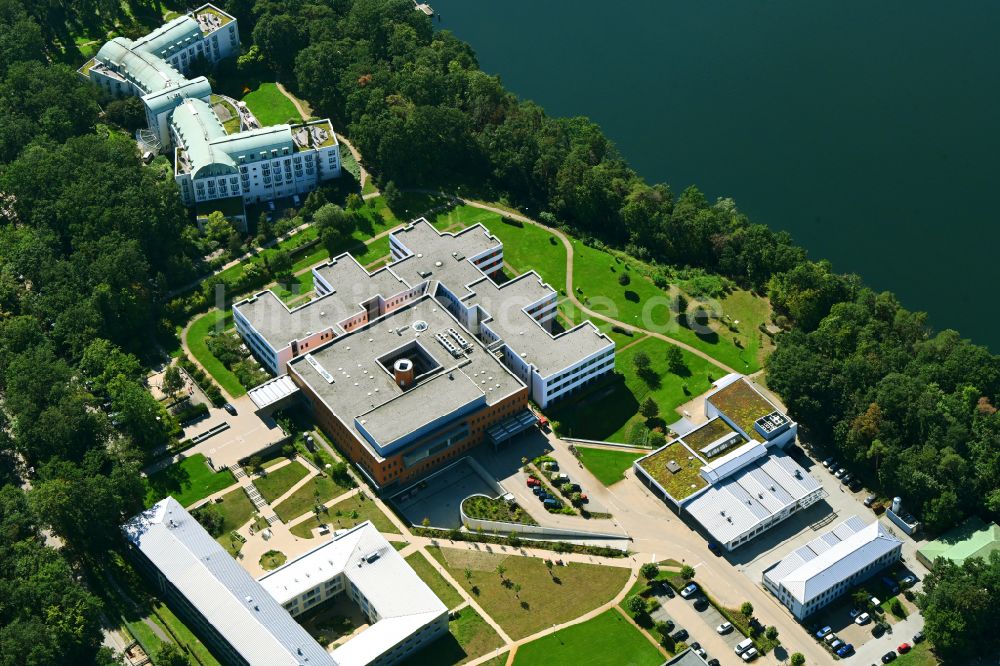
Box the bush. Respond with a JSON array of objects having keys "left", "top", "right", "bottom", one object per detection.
[
  {"left": 192, "top": 504, "right": 224, "bottom": 537},
  {"left": 626, "top": 594, "right": 646, "bottom": 617},
  {"left": 640, "top": 562, "right": 659, "bottom": 581},
  {"left": 790, "top": 653, "right": 805, "bottom": 666},
  {"left": 764, "top": 625, "right": 778, "bottom": 640},
  {"left": 680, "top": 564, "right": 695, "bottom": 580}
]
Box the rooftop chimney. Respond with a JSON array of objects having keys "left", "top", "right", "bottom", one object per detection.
[{"left": 393, "top": 358, "right": 414, "bottom": 389}]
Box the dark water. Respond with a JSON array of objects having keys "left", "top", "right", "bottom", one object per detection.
[{"left": 433, "top": 0, "right": 1000, "bottom": 350}]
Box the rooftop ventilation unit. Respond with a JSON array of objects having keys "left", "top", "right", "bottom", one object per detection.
[
  {"left": 446, "top": 327, "right": 471, "bottom": 350},
  {"left": 413, "top": 320, "right": 428, "bottom": 332},
  {"left": 435, "top": 332, "right": 461, "bottom": 357},
  {"left": 304, "top": 353, "right": 334, "bottom": 384}
]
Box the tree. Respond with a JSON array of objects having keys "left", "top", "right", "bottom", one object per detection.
[
  {"left": 513, "top": 583, "right": 522, "bottom": 598},
  {"left": 640, "top": 397, "right": 659, "bottom": 420},
  {"left": 647, "top": 431, "right": 666, "bottom": 448},
  {"left": 740, "top": 601, "right": 754, "bottom": 618},
  {"left": 193, "top": 504, "right": 224, "bottom": 537},
  {"left": 618, "top": 272, "right": 630, "bottom": 286},
  {"left": 640, "top": 562, "right": 659, "bottom": 582},
  {"left": 495, "top": 564, "right": 506, "bottom": 580},
  {"left": 680, "top": 564, "right": 695, "bottom": 581},
  {"left": 790, "top": 653, "right": 805, "bottom": 666},
  {"left": 764, "top": 625, "right": 778, "bottom": 640},
  {"left": 314, "top": 204, "right": 358, "bottom": 256},
  {"left": 248, "top": 456, "right": 264, "bottom": 475},
  {"left": 383, "top": 180, "right": 404, "bottom": 214},
  {"left": 105, "top": 96, "right": 147, "bottom": 132},
  {"left": 203, "top": 211, "right": 234, "bottom": 245},
  {"left": 464, "top": 567, "right": 473, "bottom": 583},
  {"left": 154, "top": 644, "right": 191, "bottom": 666},
  {"left": 666, "top": 345, "right": 685, "bottom": 374},
  {"left": 632, "top": 351, "right": 651, "bottom": 373},
  {"left": 626, "top": 594, "right": 647, "bottom": 617},
  {"left": 162, "top": 365, "right": 184, "bottom": 399}
]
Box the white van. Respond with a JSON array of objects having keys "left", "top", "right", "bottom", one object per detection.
[{"left": 734, "top": 638, "right": 754, "bottom": 654}]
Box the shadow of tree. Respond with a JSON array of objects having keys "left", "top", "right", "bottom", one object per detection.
[{"left": 624, "top": 290, "right": 640, "bottom": 303}]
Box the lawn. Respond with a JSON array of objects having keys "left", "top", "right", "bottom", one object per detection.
[
  {"left": 429, "top": 546, "right": 631, "bottom": 640},
  {"left": 480, "top": 215, "right": 567, "bottom": 290},
  {"left": 545, "top": 336, "right": 715, "bottom": 442},
  {"left": 290, "top": 493, "right": 400, "bottom": 537},
  {"left": 186, "top": 309, "right": 244, "bottom": 397},
  {"left": 241, "top": 82, "right": 301, "bottom": 126},
  {"left": 273, "top": 474, "right": 352, "bottom": 523},
  {"left": 144, "top": 454, "right": 236, "bottom": 507},
  {"left": 894, "top": 641, "right": 937, "bottom": 666},
  {"left": 252, "top": 460, "right": 309, "bottom": 503},
  {"left": 273, "top": 270, "right": 313, "bottom": 303},
  {"left": 576, "top": 446, "right": 645, "bottom": 486},
  {"left": 212, "top": 487, "right": 256, "bottom": 553},
  {"left": 404, "top": 551, "right": 465, "bottom": 609},
  {"left": 260, "top": 549, "right": 287, "bottom": 570},
  {"left": 399, "top": 606, "right": 505, "bottom": 666},
  {"left": 636, "top": 441, "right": 707, "bottom": 501},
  {"left": 512, "top": 609, "right": 662, "bottom": 666},
  {"left": 568, "top": 237, "right": 765, "bottom": 372}
]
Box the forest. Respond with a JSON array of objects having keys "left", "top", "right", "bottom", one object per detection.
[{"left": 0, "top": 0, "right": 996, "bottom": 663}]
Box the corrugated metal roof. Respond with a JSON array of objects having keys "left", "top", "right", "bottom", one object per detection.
[
  {"left": 684, "top": 452, "right": 823, "bottom": 545},
  {"left": 132, "top": 14, "right": 202, "bottom": 59},
  {"left": 248, "top": 375, "right": 300, "bottom": 410},
  {"left": 123, "top": 498, "right": 335, "bottom": 665},
  {"left": 699, "top": 440, "right": 767, "bottom": 484},
  {"left": 172, "top": 98, "right": 236, "bottom": 177},
  {"left": 765, "top": 517, "right": 902, "bottom": 604},
  {"left": 95, "top": 37, "right": 187, "bottom": 93}
]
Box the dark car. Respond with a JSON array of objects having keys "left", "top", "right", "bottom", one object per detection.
[
  {"left": 707, "top": 541, "right": 723, "bottom": 555},
  {"left": 848, "top": 479, "right": 863, "bottom": 492},
  {"left": 708, "top": 660, "right": 720, "bottom": 666},
  {"left": 836, "top": 643, "right": 854, "bottom": 657},
  {"left": 672, "top": 628, "right": 688, "bottom": 642},
  {"left": 882, "top": 651, "right": 897, "bottom": 663},
  {"left": 913, "top": 631, "right": 925, "bottom": 643},
  {"left": 864, "top": 494, "right": 877, "bottom": 507},
  {"left": 660, "top": 619, "right": 675, "bottom": 633},
  {"left": 223, "top": 402, "right": 237, "bottom": 415},
  {"left": 693, "top": 596, "right": 709, "bottom": 611},
  {"left": 872, "top": 623, "right": 887, "bottom": 638}
]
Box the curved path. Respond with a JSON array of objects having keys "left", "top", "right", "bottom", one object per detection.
[{"left": 449, "top": 197, "right": 741, "bottom": 376}]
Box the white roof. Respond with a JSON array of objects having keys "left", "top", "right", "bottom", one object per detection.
[
  {"left": 123, "top": 498, "right": 335, "bottom": 665},
  {"left": 764, "top": 516, "right": 903, "bottom": 605},
  {"left": 249, "top": 374, "right": 300, "bottom": 409},
  {"left": 699, "top": 440, "right": 767, "bottom": 484},
  {"left": 258, "top": 522, "right": 447, "bottom": 666},
  {"left": 684, "top": 452, "right": 823, "bottom": 544}
]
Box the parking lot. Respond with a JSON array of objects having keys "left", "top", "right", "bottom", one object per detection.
[{"left": 645, "top": 581, "right": 754, "bottom": 665}]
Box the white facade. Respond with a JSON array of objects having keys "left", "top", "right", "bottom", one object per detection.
[{"left": 762, "top": 516, "right": 903, "bottom": 619}]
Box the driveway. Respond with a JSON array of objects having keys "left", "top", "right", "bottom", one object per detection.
[{"left": 177, "top": 394, "right": 287, "bottom": 469}]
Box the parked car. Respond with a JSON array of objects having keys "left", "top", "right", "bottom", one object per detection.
[
  {"left": 898, "top": 643, "right": 911, "bottom": 654},
  {"left": 680, "top": 583, "right": 699, "bottom": 598},
  {"left": 708, "top": 660, "right": 720, "bottom": 666},
  {"left": 882, "top": 651, "right": 897, "bottom": 663},
  {"left": 672, "top": 628, "right": 688, "bottom": 642},
  {"left": 836, "top": 643, "right": 854, "bottom": 657},
  {"left": 864, "top": 494, "right": 877, "bottom": 507},
  {"left": 693, "top": 646, "right": 707, "bottom": 658},
  {"left": 840, "top": 473, "right": 853, "bottom": 485},
  {"left": 815, "top": 626, "right": 832, "bottom": 639},
  {"left": 717, "top": 621, "right": 733, "bottom": 634},
  {"left": 849, "top": 608, "right": 861, "bottom": 619},
  {"left": 532, "top": 486, "right": 543, "bottom": 496},
  {"left": 223, "top": 402, "right": 237, "bottom": 415},
  {"left": 734, "top": 638, "right": 754, "bottom": 655},
  {"left": 855, "top": 612, "right": 871, "bottom": 625},
  {"left": 740, "top": 647, "right": 758, "bottom": 662},
  {"left": 913, "top": 631, "right": 925, "bottom": 643},
  {"left": 660, "top": 619, "right": 675, "bottom": 633},
  {"left": 829, "top": 639, "right": 844, "bottom": 652},
  {"left": 825, "top": 633, "right": 839, "bottom": 645},
  {"left": 872, "top": 623, "right": 887, "bottom": 638},
  {"left": 822, "top": 457, "right": 835, "bottom": 468},
  {"left": 707, "top": 541, "right": 723, "bottom": 555},
  {"left": 693, "top": 596, "right": 709, "bottom": 611},
  {"left": 901, "top": 574, "right": 917, "bottom": 587},
  {"left": 882, "top": 577, "right": 900, "bottom": 594},
  {"left": 848, "top": 478, "right": 863, "bottom": 492},
  {"left": 526, "top": 477, "right": 540, "bottom": 487},
  {"left": 834, "top": 467, "right": 847, "bottom": 478},
  {"left": 543, "top": 498, "right": 559, "bottom": 509}
]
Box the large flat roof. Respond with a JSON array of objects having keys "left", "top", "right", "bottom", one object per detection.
[
  {"left": 917, "top": 516, "right": 1000, "bottom": 566},
  {"left": 764, "top": 516, "right": 902, "bottom": 605},
  {"left": 684, "top": 451, "right": 823, "bottom": 545},
  {"left": 123, "top": 498, "right": 335, "bottom": 666},
  {"left": 462, "top": 273, "right": 613, "bottom": 377},
  {"left": 314, "top": 254, "right": 408, "bottom": 304},
  {"left": 288, "top": 295, "right": 523, "bottom": 456},
  {"left": 707, "top": 375, "right": 782, "bottom": 437},
  {"left": 388, "top": 220, "right": 501, "bottom": 287},
  {"left": 258, "top": 522, "right": 446, "bottom": 666}
]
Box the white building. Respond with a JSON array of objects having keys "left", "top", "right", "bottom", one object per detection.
[
  {"left": 234, "top": 219, "right": 614, "bottom": 407},
  {"left": 705, "top": 373, "right": 798, "bottom": 449},
  {"left": 762, "top": 515, "right": 903, "bottom": 619},
  {"left": 123, "top": 498, "right": 447, "bottom": 666},
  {"left": 259, "top": 523, "right": 448, "bottom": 666},
  {"left": 80, "top": 4, "right": 341, "bottom": 221}
]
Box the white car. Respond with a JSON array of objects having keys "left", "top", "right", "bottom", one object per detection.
[
  {"left": 855, "top": 612, "right": 871, "bottom": 625},
  {"left": 680, "top": 583, "right": 699, "bottom": 598},
  {"left": 717, "top": 621, "right": 733, "bottom": 634},
  {"left": 741, "top": 647, "right": 759, "bottom": 662}
]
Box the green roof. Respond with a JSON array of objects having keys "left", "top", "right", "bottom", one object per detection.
[
  {"left": 918, "top": 517, "right": 1000, "bottom": 567},
  {"left": 708, "top": 377, "right": 777, "bottom": 437}
]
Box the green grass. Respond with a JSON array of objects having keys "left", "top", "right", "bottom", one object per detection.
[
  {"left": 272, "top": 474, "right": 352, "bottom": 523},
  {"left": 636, "top": 441, "right": 707, "bottom": 501},
  {"left": 290, "top": 494, "right": 400, "bottom": 537},
  {"left": 400, "top": 606, "right": 506, "bottom": 666},
  {"left": 576, "top": 446, "right": 645, "bottom": 486},
  {"left": 480, "top": 215, "right": 567, "bottom": 290},
  {"left": 429, "top": 546, "right": 631, "bottom": 640},
  {"left": 404, "top": 552, "right": 465, "bottom": 609},
  {"left": 241, "top": 82, "right": 301, "bottom": 126},
  {"left": 154, "top": 602, "right": 222, "bottom": 666},
  {"left": 144, "top": 454, "right": 236, "bottom": 507},
  {"left": 568, "top": 238, "right": 764, "bottom": 372},
  {"left": 252, "top": 460, "right": 309, "bottom": 503},
  {"left": 273, "top": 270, "right": 313, "bottom": 303},
  {"left": 512, "top": 609, "right": 662, "bottom": 666},
  {"left": 260, "top": 549, "right": 287, "bottom": 570},
  {"left": 546, "top": 336, "right": 715, "bottom": 442},
  {"left": 894, "top": 641, "right": 937, "bottom": 666},
  {"left": 212, "top": 487, "right": 256, "bottom": 553},
  {"left": 186, "top": 309, "right": 245, "bottom": 397}
]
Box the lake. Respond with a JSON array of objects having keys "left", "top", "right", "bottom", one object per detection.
[{"left": 432, "top": 0, "right": 1000, "bottom": 350}]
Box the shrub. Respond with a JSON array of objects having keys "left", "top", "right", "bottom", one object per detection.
[
  {"left": 193, "top": 504, "right": 224, "bottom": 537},
  {"left": 626, "top": 594, "right": 646, "bottom": 617},
  {"left": 680, "top": 564, "right": 695, "bottom": 580},
  {"left": 765, "top": 625, "right": 778, "bottom": 640},
  {"left": 640, "top": 562, "right": 659, "bottom": 581},
  {"left": 790, "top": 654, "right": 805, "bottom": 666},
  {"left": 740, "top": 601, "right": 754, "bottom": 618}
]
